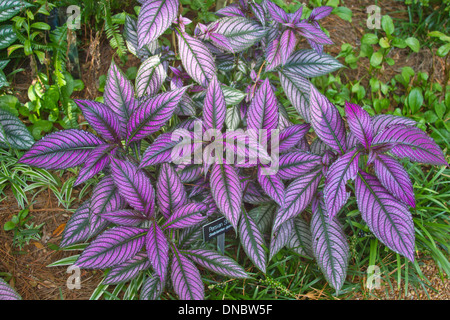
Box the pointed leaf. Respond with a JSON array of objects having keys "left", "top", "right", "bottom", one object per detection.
[
  {"left": 373, "top": 154, "right": 415, "bottom": 207},
  {"left": 355, "top": 172, "right": 415, "bottom": 262},
  {"left": 183, "top": 249, "right": 249, "bottom": 279},
  {"left": 135, "top": 55, "right": 167, "bottom": 97},
  {"left": 146, "top": 222, "right": 170, "bottom": 282},
  {"left": 344, "top": 101, "right": 374, "bottom": 149},
  {"left": 110, "top": 158, "right": 156, "bottom": 216},
  {"left": 278, "top": 69, "right": 311, "bottom": 122},
  {"left": 277, "top": 123, "right": 310, "bottom": 153},
  {"left": 156, "top": 163, "right": 187, "bottom": 218},
  {"left": 309, "top": 85, "right": 347, "bottom": 154},
  {"left": 278, "top": 150, "right": 322, "bottom": 180},
  {"left": 371, "top": 114, "right": 416, "bottom": 134},
  {"left": 74, "top": 144, "right": 113, "bottom": 186},
  {"left": 310, "top": 195, "right": 349, "bottom": 292},
  {"left": 0, "top": 278, "right": 21, "bottom": 300},
  {"left": 76, "top": 226, "right": 146, "bottom": 269},
  {"left": 18, "top": 129, "right": 103, "bottom": 169},
  {"left": 203, "top": 76, "right": 226, "bottom": 131},
  {"left": 101, "top": 209, "right": 149, "bottom": 227},
  {"left": 287, "top": 217, "right": 313, "bottom": 257},
  {"left": 267, "top": 0, "right": 289, "bottom": 23},
  {"left": 280, "top": 29, "right": 297, "bottom": 65},
  {"left": 140, "top": 274, "right": 163, "bottom": 300},
  {"left": 323, "top": 149, "right": 361, "bottom": 220},
  {"left": 239, "top": 208, "right": 267, "bottom": 273},
  {"left": 104, "top": 252, "right": 151, "bottom": 285},
  {"left": 269, "top": 219, "right": 293, "bottom": 260},
  {"left": 283, "top": 49, "right": 343, "bottom": 78},
  {"left": 257, "top": 165, "right": 285, "bottom": 207},
  {"left": 171, "top": 249, "right": 204, "bottom": 300},
  {"left": 139, "top": 132, "right": 181, "bottom": 167},
  {"left": 247, "top": 78, "right": 278, "bottom": 134},
  {"left": 163, "top": 202, "right": 208, "bottom": 229},
  {"left": 91, "top": 175, "right": 127, "bottom": 216},
  {"left": 0, "top": 108, "right": 34, "bottom": 150}
]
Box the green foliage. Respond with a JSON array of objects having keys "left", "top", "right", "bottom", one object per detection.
[{"left": 3, "top": 208, "right": 44, "bottom": 250}]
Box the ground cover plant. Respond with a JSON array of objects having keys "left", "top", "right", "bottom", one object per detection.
[{"left": 0, "top": 0, "right": 449, "bottom": 300}]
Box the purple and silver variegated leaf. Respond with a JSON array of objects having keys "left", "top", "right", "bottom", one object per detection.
[
  {"left": 183, "top": 249, "right": 249, "bottom": 278},
  {"left": 203, "top": 76, "right": 226, "bottom": 131},
  {"left": 0, "top": 109, "right": 34, "bottom": 150},
  {"left": 103, "top": 252, "right": 151, "bottom": 285},
  {"left": 247, "top": 78, "right": 278, "bottom": 136},
  {"left": 279, "top": 69, "right": 311, "bottom": 122},
  {"left": 104, "top": 61, "right": 137, "bottom": 138},
  {"left": 75, "top": 226, "right": 146, "bottom": 269},
  {"left": 135, "top": 55, "right": 167, "bottom": 97},
  {"left": 371, "top": 114, "right": 416, "bottom": 134},
  {"left": 222, "top": 130, "right": 271, "bottom": 168},
  {"left": 269, "top": 219, "right": 293, "bottom": 260},
  {"left": 178, "top": 226, "right": 203, "bottom": 249},
  {"left": 283, "top": 49, "right": 343, "bottom": 78},
  {"left": 210, "top": 163, "right": 243, "bottom": 231},
  {"left": 309, "top": 85, "right": 347, "bottom": 154},
  {"left": 74, "top": 100, "right": 120, "bottom": 142},
  {"left": 310, "top": 137, "right": 331, "bottom": 156},
  {"left": 344, "top": 101, "right": 374, "bottom": 149},
  {"left": 140, "top": 274, "right": 163, "bottom": 300},
  {"left": 0, "top": 278, "right": 21, "bottom": 300},
  {"left": 257, "top": 165, "right": 285, "bottom": 207},
  {"left": 265, "top": 38, "right": 283, "bottom": 71},
  {"left": 216, "top": 4, "right": 245, "bottom": 17},
  {"left": 171, "top": 249, "right": 204, "bottom": 300},
  {"left": 371, "top": 125, "right": 448, "bottom": 166},
  {"left": 208, "top": 17, "right": 266, "bottom": 53},
  {"left": 272, "top": 169, "right": 322, "bottom": 232},
  {"left": 309, "top": 6, "right": 333, "bottom": 21},
  {"left": 101, "top": 209, "right": 150, "bottom": 227},
  {"left": 177, "top": 32, "right": 216, "bottom": 87},
  {"left": 146, "top": 221, "right": 170, "bottom": 282},
  {"left": 91, "top": 175, "right": 127, "bottom": 216},
  {"left": 373, "top": 154, "right": 415, "bottom": 208},
  {"left": 355, "top": 172, "right": 415, "bottom": 262},
  {"left": 323, "top": 149, "right": 361, "bottom": 220},
  {"left": 156, "top": 163, "right": 187, "bottom": 218},
  {"left": 250, "top": 1, "right": 266, "bottom": 26},
  {"left": 163, "top": 202, "right": 208, "bottom": 229},
  {"left": 297, "top": 136, "right": 311, "bottom": 152},
  {"left": 74, "top": 144, "right": 113, "bottom": 186},
  {"left": 243, "top": 180, "right": 272, "bottom": 204},
  {"left": 239, "top": 208, "right": 267, "bottom": 273},
  {"left": 127, "top": 87, "right": 187, "bottom": 144},
  {"left": 310, "top": 195, "right": 349, "bottom": 292},
  {"left": 280, "top": 29, "right": 297, "bottom": 65},
  {"left": 277, "top": 123, "right": 310, "bottom": 153},
  {"left": 19, "top": 129, "right": 103, "bottom": 170},
  {"left": 177, "top": 164, "right": 203, "bottom": 183},
  {"left": 287, "top": 217, "right": 313, "bottom": 257},
  {"left": 137, "top": 0, "right": 179, "bottom": 50},
  {"left": 266, "top": 0, "right": 289, "bottom": 23},
  {"left": 139, "top": 132, "right": 180, "bottom": 167},
  {"left": 295, "top": 21, "right": 333, "bottom": 45},
  {"left": 110, "top": 158, "right": 156, "bottom": 217}
]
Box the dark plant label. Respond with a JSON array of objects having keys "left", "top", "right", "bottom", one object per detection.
[{"left": 202, "top": 217, "right": 233, "bottom": 241}]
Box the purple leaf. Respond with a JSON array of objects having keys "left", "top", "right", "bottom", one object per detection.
[
  {"left": 287, "top": 217, "right": 313, "bottom": 257},
  {"left": 310, "top": 138, "right": 331, "bottom": 156},
  {"left": 182, "top": 249, "right": 249, "bottom": 278},
  {"left": 267, "top": 0, "right": 289, "bottom": 23},
  {"left": 309, "top": 6, "right": 333, "bottom": 20},
  {"left": 146, "top": 221, "right": 170, "bottom": 282},
  {"left": 75, "top": 100, "right": 121, "bottom": 142},
  {"left": 140, "top": 275, "right": 163, "bottom": 300},
  {"left": 104, "top": 61, "right": 137, "bottom": 138},
  {"left": 269, "top": 219, "right": 293, "bottom": 260},
  {"left": 277, "top": 150, "right": 322, "bottom": 180},
  {"left": 373, "top": 154, "right": 415, "bottom": 208},
  {"left": 135, "top": 55, "right": 167, "bottom": 97},
  {"left": 309, "top": 85, "right": 347, "bottom": 154},
  {"left": 210, "top": 163, "right": 243, "bottom": 231},
  {"left": 156, "top": 163, "right": 187, "bottom": 218},
  {"left": 323, "top": 149, "right": 361, "bottom": 220},
  {"left": 0, "top": 278, "right": 21, "bottom": 300},
  {"left": 101, "top": 209, "right": 150, "bottom": 227},
  {"left": 103, "top": 252, "right": 151, "bottom": 285},
  {"left": 283, "top": 49, "right": 343, "bottom": 78},
  {"left": 139, "top": 132, "right": 180, "bottom": 167},
  {"left": 216, "top": 4, "right": 245, "bottom": 17},
  {"left": 76, "top": 226, "right": 146, "bottom": 269},
  {"left": 110, "top": 158, "right": 156, "bottom": 217},
  {"left": 272, "top": 169, "right": 322, "bottom": 232},
  {"left": 177, "top": 164, "right": 203, "bottom": 183},
  {"left": 280, "top": 29, "right": 297, "bottom": 65},
  {"left": 137, "top": 0, "right": 179, "bottom": 50},
  {"left": 278, "top": 70, "right": 311, "bottom": 121},
  {"left": 294, "top": 22, "right": 333, "bottom": 45},
  {"left": 371, "top": 114, "right": 416, "bottom": 134},
  {"left": 355, "top": 172, "right": 415, "bottom": 262},
  {"left": 91, "top": 175, "right": 127, "bottom": 216},
  {"left": 266, "top": 38, "right": 283, "bottom": 71},
  {"left": 203, "top": 76, "right": 226, "bottom": 131},
  {"left": 310, "top": 195, "right": 349, "bottom": 292},
  {"left": 60, "top": 201, "right": 93, "bottom": 248},
  {"left": 344, "top": 101, "right": 374, "bottom": 149},
  {"left": 18, "top": 129, "right": 103, "bottom": 170},
  {"left": 277, "top": 123, "right": 310, "bottom": 153},
  {"left": 171, "top": 249, "right": 204, "bottom": 300},
  {"left": 257, "top": 165, "right": 285, "bottom": 207},
  {"left": 247, "top": 78, "right": 278, "bottom": 135},
  {"left": 127, "top": 88, "right": 187, "bottom": 144},
  {"left": 177, "top": 32, "right": 216, "bottom": 87},
  {"left": 250, "top": 1, "right": 266, "bottom": 26},
  {"left": 162, "top": 202, "right": 208, "bottom": 229},
  {"left": 371, "top": 125, "right": 448, "bottom": 166},
  {"left": 74, "top": 144, "right": 112, "bottom": 186},
  {"left": 239, "top": 208, "right": 267, "bottom": 273}
]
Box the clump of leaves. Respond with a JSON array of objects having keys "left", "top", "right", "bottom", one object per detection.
[{"left": 19, "top": 0, "right": 448, "bottom": 299}]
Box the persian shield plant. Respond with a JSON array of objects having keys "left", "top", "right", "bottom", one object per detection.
[{"left": 18, "top": 0, "right": 448, "bottom": 299}]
